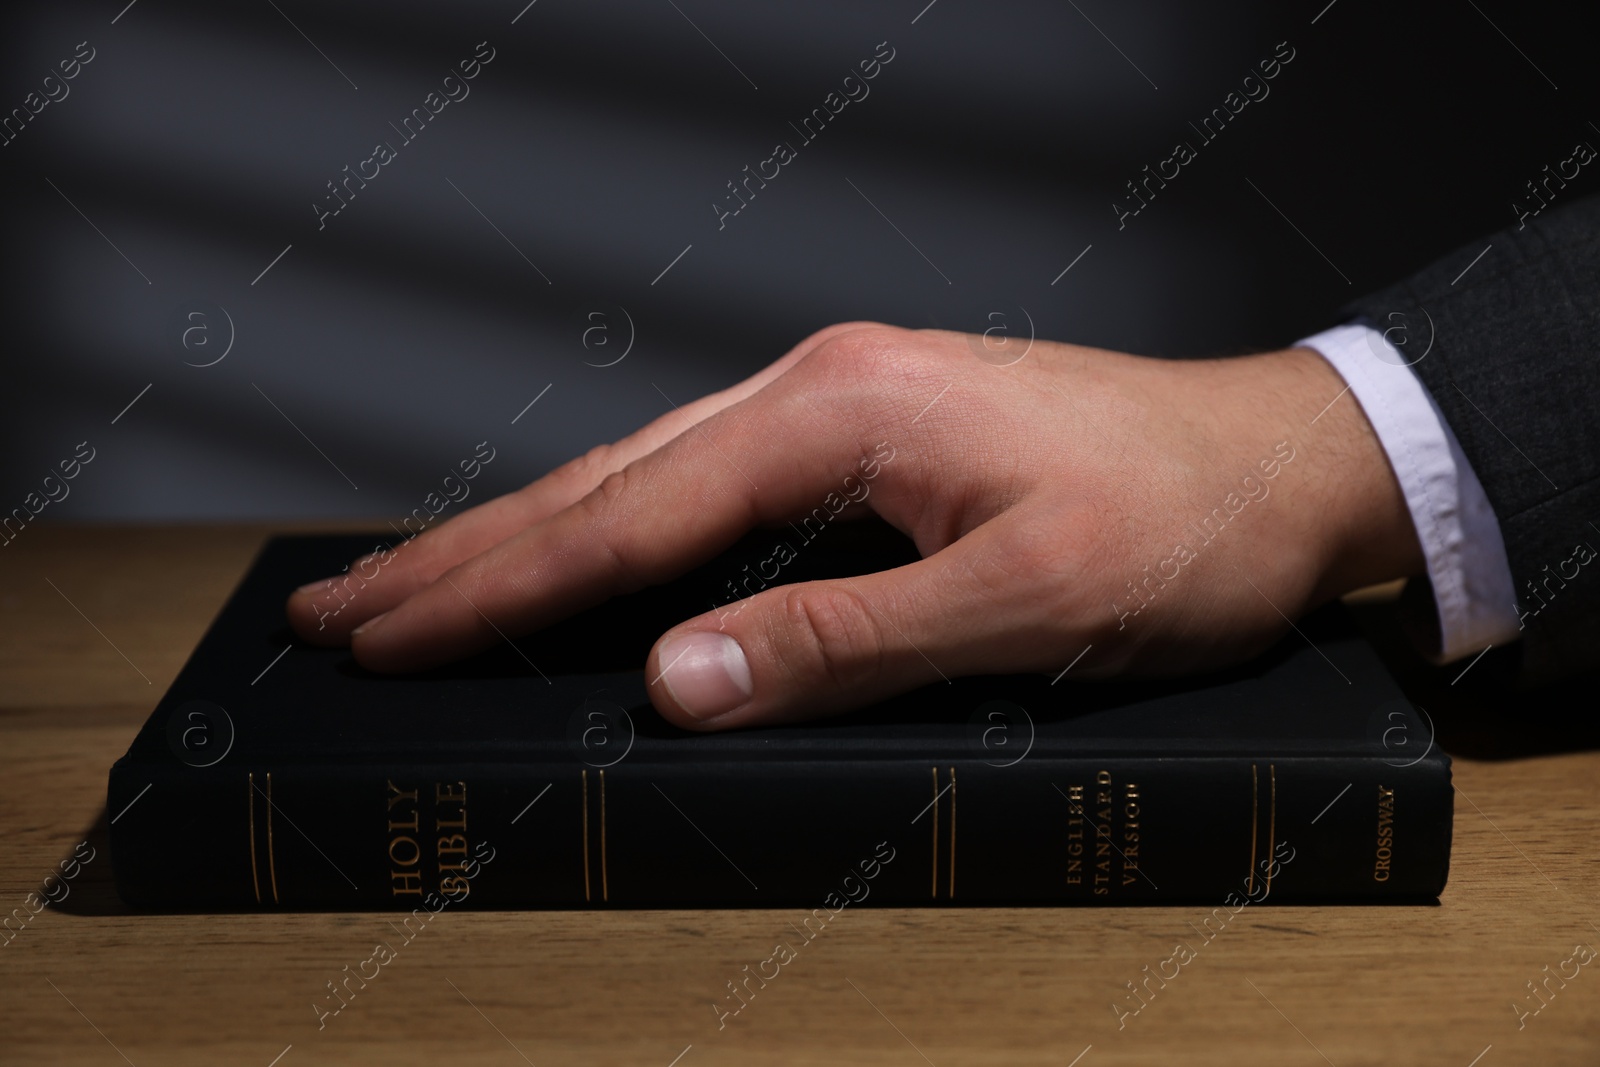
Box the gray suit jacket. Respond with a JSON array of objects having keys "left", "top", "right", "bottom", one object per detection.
[{"left": 1346, "top": 194, "right": 1600, "bottom": 683}]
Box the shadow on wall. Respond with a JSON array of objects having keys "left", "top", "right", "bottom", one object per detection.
[{"left": 1, "top": 0, "right": 1595, "bottom": 519}]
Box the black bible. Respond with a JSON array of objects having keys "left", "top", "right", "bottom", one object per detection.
[{"left": 108, "top": 528, "right": 1451, "bottom": 909}]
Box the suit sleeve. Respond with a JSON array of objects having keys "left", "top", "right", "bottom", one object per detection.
[{"left": 1342, "top": 193, "right": 1600, "bottom": 684}]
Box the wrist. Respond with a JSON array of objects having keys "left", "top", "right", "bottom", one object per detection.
[{"left": 1277, "top": 345, "right": 1426, "bottom": 601}]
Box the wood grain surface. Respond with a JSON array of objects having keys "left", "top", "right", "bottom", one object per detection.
[{"left": 3, "top": 525, "right": 1597, "bottom": 1066}]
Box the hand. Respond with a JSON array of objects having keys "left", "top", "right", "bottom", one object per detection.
[{"left": 285, "top": 323, "right": 1423, "bottom": 730}]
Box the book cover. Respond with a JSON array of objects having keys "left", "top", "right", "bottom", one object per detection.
[{"left": 108, "top": 526, "right": 1450, "bottom": 909}]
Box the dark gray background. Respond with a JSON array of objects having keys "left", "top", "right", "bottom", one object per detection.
[{"left": 2, "top": 0, "right": 1595, "bottom": 520}]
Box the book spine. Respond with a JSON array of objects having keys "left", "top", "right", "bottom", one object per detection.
[{"left": 108, "top": 754, "right": 1450, "bottom": 907}]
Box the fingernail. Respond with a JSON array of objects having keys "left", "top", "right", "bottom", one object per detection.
[
  {"left": 655, "top": 632, "right": 752, "bottom": 720},
  {"left": 351, "top": 611, "right": 389, "bottom": 638}
]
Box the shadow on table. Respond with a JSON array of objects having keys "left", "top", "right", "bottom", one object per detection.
[{"left": 45, "top": 810, "right": 125, "bottom": 918}]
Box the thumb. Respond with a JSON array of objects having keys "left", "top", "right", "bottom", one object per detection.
[{"left": 645, "top": 553, "right": 994, "bottom": 730}]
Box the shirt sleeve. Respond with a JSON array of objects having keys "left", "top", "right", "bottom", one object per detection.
[{"left": 1294, "top": 321, "right": 1522, "bottom": 663}]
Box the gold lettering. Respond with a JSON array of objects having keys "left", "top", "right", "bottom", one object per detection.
[
  {"left": 435, "top": 780, "right": 468, "bottom": 830},
  {"left": 386, "top": 779, "right": 419, "bottom": 831},
  {"left": 389, "top": 836, "right": 420, "bottom": 867},
  {"left": 1374, "top": 785, "right": 1396, "bottom": 881},
  {"left": 388, "top": 780, "right": 425, "bottom": 896},
  {"left": 1066, "top": 784, "right": 1085, "bottom": 886}
]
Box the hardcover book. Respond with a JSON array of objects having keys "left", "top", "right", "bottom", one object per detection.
[{"left": 108, "top": 525, "right": 1451, "bottom": 908}]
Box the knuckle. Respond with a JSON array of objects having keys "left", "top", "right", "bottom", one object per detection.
[
  {"left": 542, "top": 441, "right": 618, "bottom": 500},
  {"left": 572, "top": 442, "right": 619, "bottom": 485},
  {"left": 779, "top": 584, "right": 886, "bottom": 692},
  {"left": 584, "top": 465, "right": 633, "bottom": 515},
  {"left": 570, "top": 465, "right": 649, "bottom": 593},
  {"left": 804, "top": 325, "right": 915, "bottom": 381},
  {"left": 793, "top": 320, "right": 896, "bottom": 354}
]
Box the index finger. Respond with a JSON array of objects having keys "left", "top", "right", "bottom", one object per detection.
[
  {"left": 348, "top": 326, "right": 927, "bottom": 673},
  {"left": 285, "top": 321, "right": 881, "bottom": 644}
]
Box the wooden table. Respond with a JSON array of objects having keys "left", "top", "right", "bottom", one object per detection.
[{"left": 3, "top": 525, "right": 1598, "bottom": 1066}]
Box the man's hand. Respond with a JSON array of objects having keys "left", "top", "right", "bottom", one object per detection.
[{"left": 285, "top": 323, "right": 1423, "bottom": 730}]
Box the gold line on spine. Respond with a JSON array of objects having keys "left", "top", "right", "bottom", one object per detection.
[
  {"left": 948, "top": 766, "right": 957, "bottom": 899},
  {"left": 1248, "top": 764, "right": 1259, "bottom": 896},
  {"left": 600, "top": 769, "right": 609, "bottom": 903},
  {"left": 1267, "top": 764, "right": 1277, "bottom": 894},
  {"left": 248, "top": 772, "right": 261, "bottom": 904},
  {"left": 930, "top": 766, "right": 939, "bottom": 900},
  {"left": 266, "top": 771, "right": 280, "bottom": 904},
  {"left": 581, "top": 769, "right": 591, "bottom": 902}
]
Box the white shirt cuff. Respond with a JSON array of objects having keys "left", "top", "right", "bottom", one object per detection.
[{"left": 1295, "top": 322, "right": 1522, "bottom": 663}]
